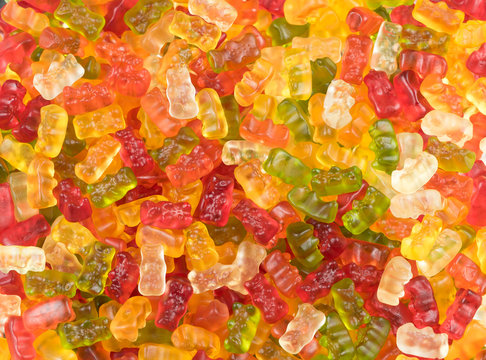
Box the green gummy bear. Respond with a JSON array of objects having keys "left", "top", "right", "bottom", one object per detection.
[
  {"left": 311, "top": 166, "right": 362, "bottom": 196},
  {"left": 54, "top": 0, "right": 105, "bottom": 41},
  {"left": 224, "top": 303, "right": 261, "bottom": 354},
  {"left": 263, "top": 148, "right": 312, "bottom": 186},
  {"left": 341, "top": 227, "right": 401, "bottom": 249},
  {"left": 0, "top": 161, "right": 7, "bottom": 184},
  {"left": 63, "top": 120, "right": 86, "bottom": 157},
  {"left": 58, "top": 317, "right": 112, "bottom": 349},
  {"left": 78, "top": 56, "right": 101, "bottom": 80},
  {"left": 286, "top": 221, "right": 323, "bottom": 272},
  {"left": 368, "top": 119, "right": 399, "bottom": 175},
  {"left": 311, "top": 57, "right": 337, "bottom": 95},
  {"left": 366, "top": 0, "right": 414, "bottom": 9},
  {"left": 72, "top": 300, "right": 98, "bottom": 321},
  {"left": 319, "top": 311, "right": 355, "bottom": 360},
  {"left": 123, "top": 0, "right": 173, "bottom": 35},
  {"left": 355, "top": 316, "right": 391, "bottom": 360},
  {"left": 426, "top": 136, "right": 476, "bottom": 173},
  {"left": 134, "top": 320, "right": 173, "bottom": 346},
  {"left": 221, "top": 95, "right": 242, "bottom": 141},
  {"left": 87, "top": 167, "right": 137, "bottom": 208},
  {"left": 76, "top": 242, "right": 116, "bottom": 296},
  {"left": 342, "top": 186, "right": 390, "bottom": 235},
  {"left": 207, "top": 216, "right": 246, "bottom": 246},
  {"left": 331, "top": 278, "right": 371, "bottom": 330},
  {"left": 373, "top": 6, "right": 391, "bottom": 21},
  {"left": 150, "top": 127, "right": 200, "bottom": 170},
  {"left": 288, "top": 186, "right": 338, "bottom": 223},
  {"left": 267, "top": 17, "right": 309, "bottom": 46},
  {"left": 277, "top": 98, "right": 314, "bottom": 142},
  {"left": 24, "top": 269, "right": 77, "bottom": 298},
  {"left": 399, "top": 24, "right": 450, "bottom": 55}
]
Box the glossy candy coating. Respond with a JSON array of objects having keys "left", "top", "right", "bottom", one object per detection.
[{"left": 0, "top": 0, "right": 484, "bottom": 359}]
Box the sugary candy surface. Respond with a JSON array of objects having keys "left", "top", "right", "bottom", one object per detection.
[{"left": 1, "top": 0, "right": 486, "bottom": 358}]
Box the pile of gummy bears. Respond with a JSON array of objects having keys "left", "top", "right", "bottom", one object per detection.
[{"left": 2, "top": 0, "right": 486, "bottom": 358}]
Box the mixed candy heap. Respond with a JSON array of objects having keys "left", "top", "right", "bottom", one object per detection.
[{"left": 1, "top": 0, "right": 486, "bottom": 359}]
